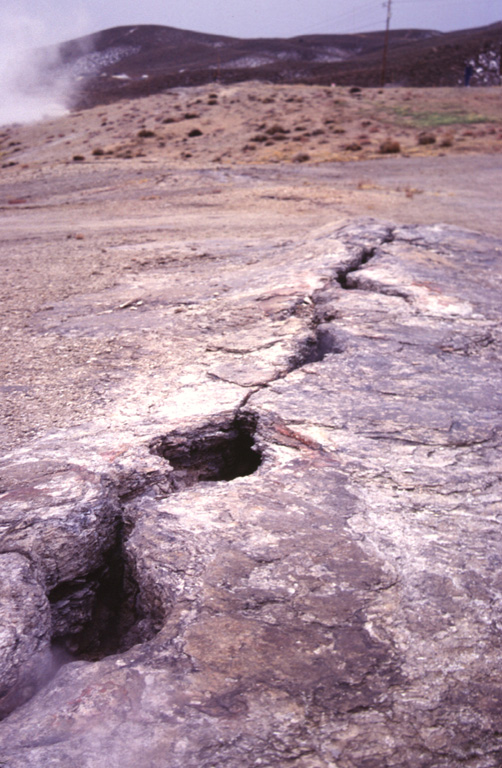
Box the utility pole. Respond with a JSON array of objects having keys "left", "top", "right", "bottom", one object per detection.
[{"left": 380, "top": 0, "right": 392, "bottom": 87}]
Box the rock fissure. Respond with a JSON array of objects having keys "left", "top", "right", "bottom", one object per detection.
[
  {"left": 0, "top": 222, "right": 461, "bottom": 718},
  {"left": 335, "top": 245, "right": 378, "bottom": 290},
  {"left": 48, "top": 516, "right": 156, "bottom": 663},
  {"left": 286, "top": 228, "right": 398, "bottom": 372},
  {"left": 2, "top": 216, "right": 502, "bottom": 765},
  {"left": 149, "top": 413, "right": 263, "bottom": 490}
]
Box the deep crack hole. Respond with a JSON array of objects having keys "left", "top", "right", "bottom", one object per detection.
[
  {"left": 49, "top": 522, "right": 157, "bottom": 662},
  {"left": 49, "top": 417, "right": 262, "bottom": 661},
  {"left": 337, "top": 246, "right": 376, "bottom": 289},
  {"left": 150, "top": 415, "right": 262, "bottom": 490}
]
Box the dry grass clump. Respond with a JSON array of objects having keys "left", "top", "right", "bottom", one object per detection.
[
  {"left": 72, "top": 155, "right": 85, "bottom": 162},
  {"left": 188, "top": 128, "right": 203, "bottom": 137},
  {"left": 379, "top": 139, "right": 401, "bottom": 154},
  {"left": 345, "top": 142, "right": 362, "bottom": 152},
  {"left": 138, "top": 129, "right": 155, "bottom": 138},
  {"left": 266, "top": 125, "right": 289, "bottom": 137},
  {"left": 293, "top": 152, "right": 310, "bottom": 163},
  {"left": 417, "top": 132, "right": 436, "bottom": 145},
  {"left": 440, "top": 133, "right": 454, "bottom": 147}
]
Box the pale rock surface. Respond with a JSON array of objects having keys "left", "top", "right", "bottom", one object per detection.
[{"left": 1, "top": 221, "right": 502, "bottom": 767}]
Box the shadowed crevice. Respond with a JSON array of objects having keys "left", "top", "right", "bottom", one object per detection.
[
  {"left": 49, "top": 520, "right": 159, "bottom": 662},
  {"left": 149, "top": 414, "right": 262, "bottom": 490}
]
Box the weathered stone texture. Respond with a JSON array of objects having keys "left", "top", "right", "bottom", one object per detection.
[{"left": 1, "top": 221, "right": 502, "bottom": 766}]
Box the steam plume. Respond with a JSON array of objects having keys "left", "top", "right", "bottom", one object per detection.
[{"left": 0, "top": 3, "right": 89, "bottom": 126}]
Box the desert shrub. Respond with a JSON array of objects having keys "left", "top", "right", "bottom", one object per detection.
[
  {"left": 184, "top": 113, "right": 199, "bottom": 120},
  {"left": 293, "top": 153, "right": 310, "bottom": 163},
  {"left": 250, "top": 134, "right": 268, "bottom": 143},
  {"left": 417, "top": 132, "right": 436, "bottom": 145},
  {"left": 162, "top": 117, "right": 176, "bottom": 124},
  {"left": 188, "top": 129, "right": 203, "bottom": 137},
  {"left": 345, "top": 142, "right": 362, "bottom": 152},
  {"left": 92, "top": 148, "right": 104, "bottom": 156},
  {"left": 440, "top": 133, "right": 454, "bottom": 147},
  {"left": 138, "top": 129, "right": 155, "bottom": 138},
  {"left": 266, "top": 125, "right": 289, "bottom": 136},
  {"left": 72, "top": 155, "right": 85, "bottom": 162},
  {"left": 379, "top": 139, "right": 401, "bottom": 154}
]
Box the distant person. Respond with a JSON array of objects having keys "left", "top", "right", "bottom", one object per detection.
[{"left": 464, "top": 62, "right": 474, "bottom": 86}]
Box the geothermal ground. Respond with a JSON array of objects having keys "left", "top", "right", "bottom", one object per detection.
[
  {"left": 0, "top": 83, "right": 502, "bottom": 767},
  {"left": 2, "top": 82, "right": 502, "bottom": 449}
]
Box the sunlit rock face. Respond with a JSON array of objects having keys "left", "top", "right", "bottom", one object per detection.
[{"left": 1, "top": 221, "right": 502, "bottom": 767}]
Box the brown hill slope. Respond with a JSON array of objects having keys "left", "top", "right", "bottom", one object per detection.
[{"left": 54, "top": 22, "right": 501, "bottom": 109}]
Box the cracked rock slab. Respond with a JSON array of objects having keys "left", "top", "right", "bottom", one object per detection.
[{"left": 0, "top": 221, "right": 502, "bottom": 767}]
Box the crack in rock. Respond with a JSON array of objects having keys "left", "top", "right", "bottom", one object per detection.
[
  {"left": 1, "top": 221, "right": 502, "bottom": 768},
  {"left": 149, "top": 414, "right": 262, "bottom": 490},
  {"left": 0, "top": 221, "right": 403, "bottom": 719}
]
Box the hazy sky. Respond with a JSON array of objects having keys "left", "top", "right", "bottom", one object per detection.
[{"left": 2, "top": 0, "right": 501, "bottom": 47}]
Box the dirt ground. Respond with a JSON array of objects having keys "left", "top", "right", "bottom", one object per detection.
[{"left": 1, "top": 82, "right": 502, "bottom": 450}]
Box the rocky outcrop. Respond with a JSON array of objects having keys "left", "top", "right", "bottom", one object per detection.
[{"left": 1, "top": 221, "right": 502, "bottom": 766}]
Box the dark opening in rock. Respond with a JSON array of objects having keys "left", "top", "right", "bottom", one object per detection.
[
  {"left": 149, "top": 415, "right": 262, "bottom": 490},
  {"left": 49, "top": 524, "right": 157, "bottom": 661},
  {"left": 337, "top": 246, "right": 376, "bottom": 289},
  {"left": 289, "top": 325, "right": 346, "bottom": 370}
]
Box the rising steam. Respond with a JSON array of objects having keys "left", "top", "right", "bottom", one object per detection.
[{"left": 0, "top": 3, "right": 90, "bottom": 126}]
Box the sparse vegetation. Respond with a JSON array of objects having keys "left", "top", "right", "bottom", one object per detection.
[
  {"left": 379, "top": 139, "right": 401, "bottom": 154},
  {"left": 440, "top": 133, "right": 454, "bottom": 147},
  {"left": 393, "top": 107, "right": 493, "bottom": 129},
  {"left": 266, "top": 125, "right": 289, "bottom": 136},
  {"left": 4, "top": 81, "right": 501, "bottom": 172},
  {"left": 417, "top": 132, "right": 436, "bottom": 145}
]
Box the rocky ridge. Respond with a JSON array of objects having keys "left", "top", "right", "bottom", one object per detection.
[{"left": 1, "top": 219, "right": 502, "bottom": 767}]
